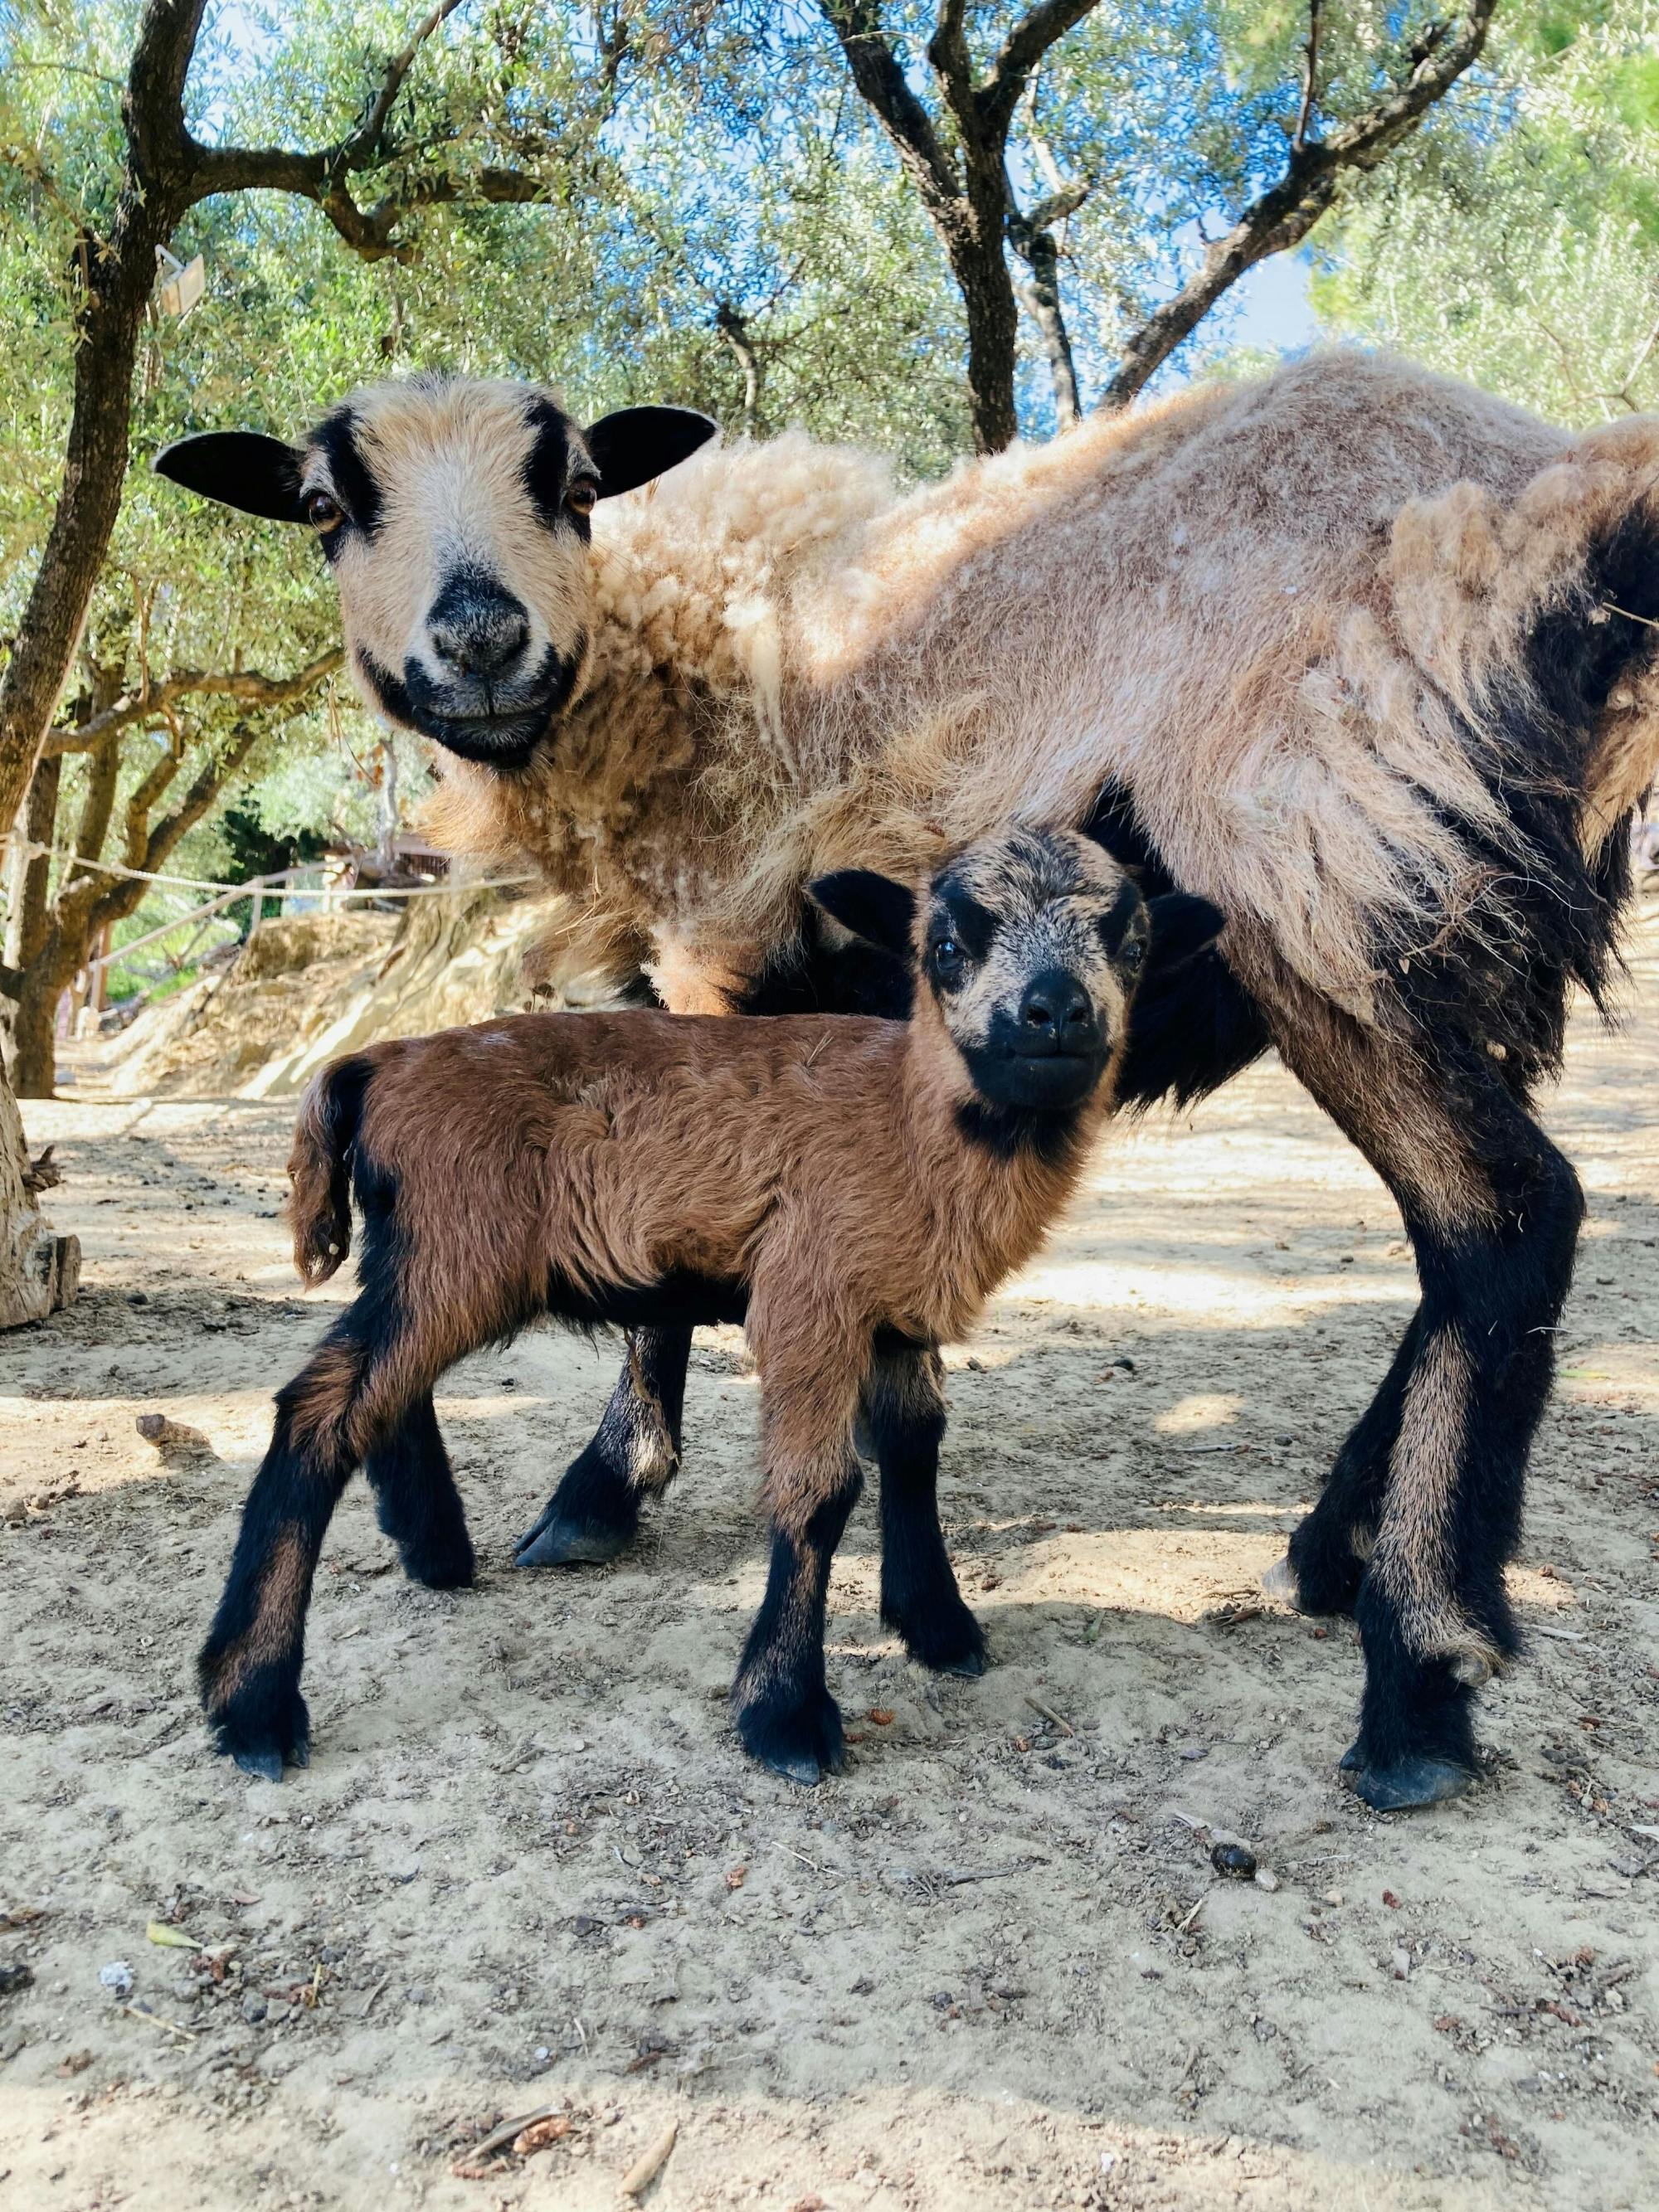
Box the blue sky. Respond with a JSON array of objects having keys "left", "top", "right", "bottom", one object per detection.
[{"left": 1228, "top": 246, "right": 1319, "bottom": 355}]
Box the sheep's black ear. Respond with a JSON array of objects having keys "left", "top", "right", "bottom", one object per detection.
[
  {"left": 585, "top": 406, "right": 718, "bottom": 498},
  {"left": 153, "top": 431, "right": 308, "bottom": 523},
  {"left": 1145, "top": 892, "right": 1224, "bottom": 975},
  {"left": 805, "top": 869, "right": 917, "bottom": 958}
]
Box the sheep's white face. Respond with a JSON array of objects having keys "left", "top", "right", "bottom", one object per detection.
[{"left": 155, "top": 375, "right": 717, "bottom": 768}]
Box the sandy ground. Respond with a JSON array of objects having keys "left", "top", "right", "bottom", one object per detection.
[{"left": 2, "top": 907, "right": 1657, "bottom": 2212}]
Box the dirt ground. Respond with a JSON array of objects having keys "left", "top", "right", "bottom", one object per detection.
[{"left": 2, "top": 906, "right": 1657, "bottom": 2212}]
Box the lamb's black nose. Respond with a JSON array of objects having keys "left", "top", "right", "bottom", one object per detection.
[
  {"left": 428, "top": 572, "right": 531, "bottom": 678},
  {"left": 1018, "top": 969, "right": 1096, "bottom": 1053}
]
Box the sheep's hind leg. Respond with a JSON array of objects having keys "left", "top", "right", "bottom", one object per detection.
[
  {"left": 865, "top": 1346, "right": 985, "bottom": 1677},
  {"left": 515, "top": 1326, "right": 690, "bottom": 1568},
  {"left": 198, "top": 1314, "right": 384, "bottom": 1777},
  {"left": 365, "top": 1392, "right": 474, "bottom": 1589},
  {"left": 1277, "top": 1022, "right": 1583, "bottom": 1811}
]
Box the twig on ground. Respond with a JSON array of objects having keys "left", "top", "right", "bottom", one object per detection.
[
  {"left": 1024, "top": 1693, "right": 1074, "bottom": 1737},
  {"left": 620, "top": 2117, "right": 679, "bottom": 2199}
]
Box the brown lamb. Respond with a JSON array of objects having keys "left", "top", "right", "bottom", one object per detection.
[{"left": 196, "top": 827, "right": 1221, "bottom": 1782}]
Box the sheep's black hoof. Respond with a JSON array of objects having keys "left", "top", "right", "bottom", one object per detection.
[
  {"left": 513, "top": 1510, "right": 632, "bottom": 1568},
  {"left": 888, "top": 1595, "right": 988, "bottom": 1679},
  {"left": 735, "top": 1685, "right": 845, "bottom": 1785},
  {"left": 1343, "top": 1750, "right": 1476, "bottom": 1811},
  {"left": 1266, "top": 1540, "right": 1362, "bottom": 1617}
]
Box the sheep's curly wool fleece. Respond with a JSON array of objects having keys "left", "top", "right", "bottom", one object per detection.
[{"left": 422, "top": 351, "right": 1659, "bottom": 1015}]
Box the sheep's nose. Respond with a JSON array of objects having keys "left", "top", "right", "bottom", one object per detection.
[
  {"left": 1018, "top": 969, "right": 1096, "bottom": 1051},
  {"left": 427, "top": 573, "right": 531, "bottom": 678}
]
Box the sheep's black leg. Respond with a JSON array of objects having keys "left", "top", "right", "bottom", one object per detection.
[
  {"left": 1278, "top": 1023, "right": 1584, "bottom": 1810},
  {"left": 364, "top": 1392, "right": 474, "bottom": 1590},
  {"left": 1270, "top": 1312, "right": 1423, "bottom": 1617},
  {"left": 864, "top": 1347, "right": 985, "bottom": 1677},
  {"left": 198, "top": 1316, "right": 379, "bottom": 1779},
  {"left": 515, "top": 1326, "right": 690, "bottom": 1568},
  {"left": 732, "top": 1458, "right": 864, "bottom": 1785}
]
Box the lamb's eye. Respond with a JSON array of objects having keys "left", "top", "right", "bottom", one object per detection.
[
  {"left": 306, "top": 491, "right": 343, "bottom": 534},
  {"left": 566, "top": 479, "right": 598, "bottom": 518},
  {"left": 1121, "top": 936, "right": 1146, "bottom": 974},
  {"left": 932, "top": 936, "right": 964, "bottom": 975}
]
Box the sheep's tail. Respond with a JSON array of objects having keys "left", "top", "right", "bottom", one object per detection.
[{"left": 286, "top": 1056, "right": 372, "bottom": 1286}]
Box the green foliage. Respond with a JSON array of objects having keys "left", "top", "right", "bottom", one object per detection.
[{"left": 1312, "top": 3, "right": 1659, "bottom": 425}]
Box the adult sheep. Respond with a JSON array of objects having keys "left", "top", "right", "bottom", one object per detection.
[{"left": 159, "top": 352, "right": 1659, "bottom": 1811}]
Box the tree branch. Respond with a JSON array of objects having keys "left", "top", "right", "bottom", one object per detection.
[
  {"left": 43, "top": 649, "right": 343, "bottom": 756},
  {"left": 342, "top": 0, "right": 466, "bottom": 168},
  {"left": 1099, "top": 0, "right": 1497, "bottom": 412},
  {"left": 977, "top": 0, "right": 1100, "bottom": 139},
  {"left": 817, "top": 0, "right": 963, "bottom": 227},
  {"left": 1294, "top": 0, "right": 1324, "bottom": 153}
]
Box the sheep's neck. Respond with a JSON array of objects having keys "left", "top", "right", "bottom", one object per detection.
[{"left": 895, "top": 1028, "right": 1108, "bottom": 1341}]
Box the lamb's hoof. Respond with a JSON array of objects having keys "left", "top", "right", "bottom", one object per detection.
[
  {"left": 513, "top": 1509, "right": 631, "bottom": 1569},
  {"left": 886, "top": 1592, "right": 988, "bottom": 1679},
  {"left": 1262, "top": 1553, "right": 1300, "bottom": 1605},
  {"left": 401, "top": 1532, "right": 476, "bottom": 1590},
  {"left": 206, "top": 1680, "right": 310, "bottom": 1781},
  {"left": 735, "top": 1685, "right": 844, "bottom": 1785},
  {"left": 1341, "top": 1746, "right": 1475, "bottom": 1811}
]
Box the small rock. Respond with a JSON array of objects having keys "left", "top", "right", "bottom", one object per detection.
[
  {"left": 1178, "top": 1746, "right": 1209, "bottom": 1762},
  {"left": 0, "top": 1962, "right": 35, "bottom": 1998},
  {"left": 241, "top": 1991, "right": 267, "bottom": 2024},
  {"left": 1210, "top": 1840, "right": 1258, "bottom": 1880},
  {"left": 1253, "top": 1869, "right": 1280, "bottom": 1893},
  {"left": 1324, "top": 1889, "right": 1344, "bottom": 1907},
  {"left": 406, "top": 1985, "right": 428, "bottom": 2005},
  {"left": 98, "top": 1962, "right": 134, "bottom": 1998},
  {"left": 1392, "top": 1945, "right": 1410, "bottom": 1979}
]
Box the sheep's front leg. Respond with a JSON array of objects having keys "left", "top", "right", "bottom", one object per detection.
[
  {"left": 515, "top": 1326, "right": 690, "bottom": 1568},
  {"left": 865, "top": 1346, "right": 985, "bottom": 1677},
  {"left": 732, "top": 1320, "right": 864, "bottom": 1782}
]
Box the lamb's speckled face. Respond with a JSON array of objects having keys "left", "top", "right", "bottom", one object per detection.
[
  {"left": 153, "top": 376, "right": 717, "bottom": 770},
  {"left": 922, "top": 829, "right": 1146, "bottom": 1111}
]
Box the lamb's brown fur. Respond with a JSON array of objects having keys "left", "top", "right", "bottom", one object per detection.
[{"left": 197, "top": 829, "right": 1186, "bottom": 1783}]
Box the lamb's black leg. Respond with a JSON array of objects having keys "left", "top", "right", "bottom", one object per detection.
[
  {"left": 198, "top": 1321, "right": 372, "bottom": 1779},
  {"left": 1279, "top": 1023, "right": 1584, "bottom": 1810},
  {"left": 364, "top": 1392, "right": 474, "bottom": 1589},
  {"left": 1270, "top": 1312, "right": 1423, "bottom": 1617},
  {"left": 732, "top": 1460, "right": 863, "bottom": 1784},
  {"left": 865, "top": 1346, "right": 985, "bottom": 1676},
  {"left": 515, "top": 1326, "right": 691, "bottom": 1568}
]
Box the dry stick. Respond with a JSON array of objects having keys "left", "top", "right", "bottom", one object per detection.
[
  {"left": 468, "top": 2101, "right": 571, "bottom": 2163},
  {"left": 1024, "top": 1693, "right": 1074, "bottom": 1738},
  {"left": 123, "top": 2001, "right": 197, "bottom": 2043},
  {"left": 360, "top": 1973, "right": 391, "bottom": 2018},
  {"left": 620, "top": 2118, "right": 679, "bottom": 2199}
]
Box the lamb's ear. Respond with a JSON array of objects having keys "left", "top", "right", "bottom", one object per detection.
[
  {"left": 805, "top": 869, "right": 917, "bottom": 959},
  {"left": 1145, "top": 892, "right": 1224, "bottom": 975},
  {"left": 154, "top": 431, "right": 308, "bottom": 523},
  {"left": 584, "top": 406, "right": 718, "bottom": 498}
]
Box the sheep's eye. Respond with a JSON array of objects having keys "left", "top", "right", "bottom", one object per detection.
[
  {"left": 305, "top": 491, "right": 343, "bottom": 534},
  {"left": 932, "top": 936, "right": 964, "bottom": 975},
  {"left": 566, "top": 479, "right": 598, "bottom": 518},
  {"left": 1121, "top": 936, "right": 1146, "bottom": 974}
]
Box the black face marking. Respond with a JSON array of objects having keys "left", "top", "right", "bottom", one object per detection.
[
  {"left": 522, "top": 397, "right": 595, "bottom": 537},
  {"left": 1094, "top": 876, "right": 1144, "bottom": 956},
  {"left": 934, "top": 882, "right": 997, "bottom": 963},
  {"left": 358, "top": 640, "right": 584, "bottom": 767},
  {"left": 309, "top": 410, "right": 382, "bottom": 540}
]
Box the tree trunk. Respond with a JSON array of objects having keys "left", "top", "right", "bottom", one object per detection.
[
  {"left": 12, "top": 945, "right": 76, "bottom": 1099},
  {"left": 1015, "top": 234, "right": 1080, "bottom": 428},
  {"left": 956, "top": 239, "right": 1021, "bottom": 455},
  {"left": 0, "top": 1066, "right": 80, "bottom": 1329}
]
